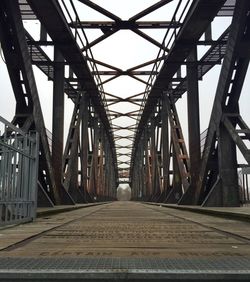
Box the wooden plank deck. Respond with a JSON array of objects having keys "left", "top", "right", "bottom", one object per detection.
[{"left": 0, "top": 201, "right": 250, "bottom": 281}]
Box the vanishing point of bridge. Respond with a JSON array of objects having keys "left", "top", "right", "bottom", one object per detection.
[{"left": 1, "top": 0, "right": 250, "bottom": 280}]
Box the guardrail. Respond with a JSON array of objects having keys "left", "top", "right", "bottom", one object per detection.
[
  {"left": 0, "top": 116, "right": 39, "bottom": 226},
  {"left": 239, "top": 168, "right": 250, "bottom": 205}
]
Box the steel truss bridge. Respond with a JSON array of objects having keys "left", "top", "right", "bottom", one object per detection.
[{"left": 0, "top": 0, "right": 250, "bottom": 209}]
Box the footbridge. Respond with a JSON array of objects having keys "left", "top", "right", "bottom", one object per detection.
[{"left": 1, "top": 0, "right": 250, "bottom": 280}]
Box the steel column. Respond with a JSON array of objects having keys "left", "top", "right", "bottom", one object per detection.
[
  {"left": 162, "top": 94, "right": 170, "bottom": 195},
  {"left": 52, "top": 47, "right": 65, "bottom": 201},
  {"left": 187, "top": 48, "right": 200, "bottom": 185},
  {"left": 62, "top": 96, "right": 85, "bottom": 203},
  {"left": 180, "top": 48, "right": 201, "bottom": 204},
  {"left": 93, "top": 118, "right": 100, "bottom": 198},
  {"left": 98, "top": 127, "right": 105, "bottom": 199},
  {"left": 144, "top": 129, "right": 151, "bottom": 200},
  {"left": 203, "top": 124, "right": 239, "bottom": 206},
  {"left": 80, "top": 95, "right": 89, "bottom": 201},
  {"left": 150, "top": 118, "right": 157, "bottom": 198}
]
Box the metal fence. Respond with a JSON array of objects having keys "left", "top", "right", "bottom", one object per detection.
[
  {"left": 200, "top": 128, "right": 208, "bottom": 157},
  {"left": 239, "top": 167, "right": 250, "bottom": 205},
  {"left": 0, "top": 116, "right": 39, "bottom": 226}
]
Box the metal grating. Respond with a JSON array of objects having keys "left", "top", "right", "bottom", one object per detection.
[
  {"left": 19, "top": 0, "right": 37, "bottom": 20},
  {"left": 217, "top": 0, "right": 236, "bottom": 17},
  {"left": 25, "top": 32, "right": 79, "bottom": 99},
  {"left": 172, "top": 28, "right": 230, "bottom": 100},
  {"left": 0, "top": 257, "right": 250, "bottom": 273}
]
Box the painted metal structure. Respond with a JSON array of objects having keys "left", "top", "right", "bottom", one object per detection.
[
  {"left": 0, "top": 0, "right": 249, "bottom": 207},
  {"left": 239, "top": 167, "right": 250, "bottom": 204},
  {"left": 0, "top": 116, "right": 39, "bottom": 225}
]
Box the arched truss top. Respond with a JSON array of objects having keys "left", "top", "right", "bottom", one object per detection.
[{"left": 4, "top": 0, "right": 238, "bottom": 189}]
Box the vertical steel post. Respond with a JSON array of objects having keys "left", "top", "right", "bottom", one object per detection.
[
  {"left": 94, "top": 118, "right": 100, "bottom": 198},
  {"left": 99, "top": 128, "right": 104, "bottom": 199},
  {"left": 139, "top": 138, "right": 144, "bottom": 200},
  {"left": 52, "top": 47, "right": 64, "bottom": 201},
  {"left": 187, "top": 47, "right": 201, "bottom": 193},
  {"left": 144, "top": 129, "right": 151, "bottom": 199},
  {"left": 218, "top": 124, "right": 239, "bottom": 206},
  {"left": 40, "top": 24, "right": 47, "bottom": 41},
  {"left": 150, "top": 118, "right": 156, "bottom": 198},
  {"left": 81, "top": 96, "right": 89, "bottom": 200},
  {"left": 172, "top": 145, "right": 182, "bottom": 202},
  {"left": 162, "top": 94, "right": 169, "bottom": 195}
]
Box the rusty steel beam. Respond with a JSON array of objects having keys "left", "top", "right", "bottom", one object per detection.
[
  {"left": 27, "top": 0, "right": 116, "bottom": 159},
  {"left": 133, "top": 0, "right": 227, "bottom": 153},
  {"left": 62, "top": 96, "right": 85, "bottom": 203},
  {"left": 165, "top": 93, "right": 190, "bottom": 198},
  {"left": 27, "top": 0, "right": 118, "bottom": 192}
]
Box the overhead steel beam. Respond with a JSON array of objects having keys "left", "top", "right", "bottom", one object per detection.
[
  {"left": 84, "top": 57, "right": 122, "bottom": 72},
  {"left": 70, "top": 21, "right": 181, "bottom": 29},
  {"left": 92, "top": 70, "right": 158, "bottom": 76},
  {"left": 81, "top": 29, "right": 118, "bottom": 52},
  {"left": 129, "top": 0, "right": 174, "bottom": 22},
  {"left": 77, "top": 0, "right": 121, "bottom": 22},
  {"left": 132, "top": 29, "right": 169, "bottom": 51}
]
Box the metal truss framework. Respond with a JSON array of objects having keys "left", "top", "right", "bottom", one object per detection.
[{"left": 0, "top": 0, "right": 250, "bottom": 207}]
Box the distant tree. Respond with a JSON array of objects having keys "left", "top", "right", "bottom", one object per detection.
[{"left": 117, "top": 184, "right": 131, "bottom": 201}]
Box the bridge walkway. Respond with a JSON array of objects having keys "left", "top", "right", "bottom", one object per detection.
[{"left": 0, "top": 202, "right": 250, "bottom": 281}]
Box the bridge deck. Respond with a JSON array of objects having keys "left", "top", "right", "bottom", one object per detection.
[{"left": 0, "top": 202, "right": 250, "bottom": 281}]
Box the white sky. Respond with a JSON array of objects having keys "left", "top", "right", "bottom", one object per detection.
[{"left": 0, "top": 0, "right": 250, "bottom": 174}]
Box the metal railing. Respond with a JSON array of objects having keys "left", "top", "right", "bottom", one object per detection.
[
  {"left": 200, "top": 128, "right": 208, "bottom": 157},
  {"left": 238, "top": 167, "right": 250, "bottom": 205},
  {"left": 0, "top": 116, "right": 39, "bottom": 226}
]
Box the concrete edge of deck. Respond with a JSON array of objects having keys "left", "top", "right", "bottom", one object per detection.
[
  {"left": 36, "top": 202, "right": 111, "bottom": 218},
  {"left": 144, "top": 202, "right": 250, "bottom": 222}
]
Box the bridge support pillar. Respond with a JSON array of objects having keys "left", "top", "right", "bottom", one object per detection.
[
  {"left": 150, "top": 118, "right": 156, "bottom": 197},
  {"left": 218, "top": 123, "right": 239, "bottom": 206},
  {"left": 144, "top": 129, "right": 151, "bottom": 200},
  {"left": 52, "top": 47, "right": 65, "bottom": 202},
  {"left": 203, "top": 124, "right": 239, "bottom": 207},
  {"left": 80, "top": 95, "right": 89, "bottom": 201},
  {"left": 162, "top": 94, "right": 170, "bottom": 195},
  {"left": 182, "top": 47, "right": 201, "bottom": 204}
]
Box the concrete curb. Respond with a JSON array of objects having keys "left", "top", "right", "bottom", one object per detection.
[{"left": 145, "top": 202, "right": 250, "bottom": 222}]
